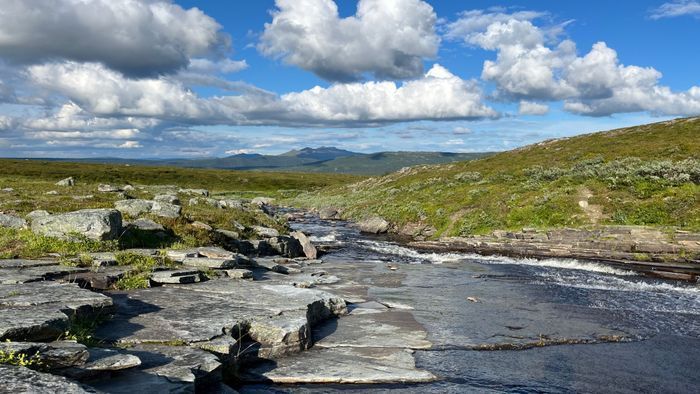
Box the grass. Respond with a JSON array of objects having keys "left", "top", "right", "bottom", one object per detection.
[
  {"left": 113, "top": 252, "right": 177, "bottom": 290},
  {"left": 292, "top": 117, "right": 700, "bottom": 237},
  {"left": 61, "top": 311, "right": 112, "bottom": 347},
  {"left": 0, "top": 227, "right": 116, "bottom": 259}
]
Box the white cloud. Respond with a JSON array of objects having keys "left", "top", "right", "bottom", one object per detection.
[
  {"left": 259, "top": 0, "right": 439, "bottom": 81},
  {"left": 28, "top": 61, "right": 496, "bottom": 126},
  {"left": 0, "top": 0, "right": 230, "bottom": 76},
  {"left": 650, "top": 1, "right": 700, "bottom": 19},
  {"left": 225, "top": 149, "right": 254, "bottom": 155},
  {"left": 187, "top": 58, "right": 248, "bottom": 74},
  {"left": 0, "top": 115, "right": 15, "bottom": 130},
  {"left": 447, "top": 10, "right": 700, "bottom": 117},
  {"left": 118, "top": 141, "right": 142, "bottom": 149},
  {"left": 518, "top": 101, "right": 549, "bottom": 115},
  {"left": 452, "top": 126, "right": 471, "bottom": 134}
]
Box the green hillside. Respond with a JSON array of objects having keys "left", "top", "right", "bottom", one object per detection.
[{"left": 293, "top": 117, "right": 700, "bottom": 236}]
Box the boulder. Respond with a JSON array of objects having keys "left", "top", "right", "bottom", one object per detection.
[
  {"left": 268, "top": 236, "right": 304, "bottom": 258},
  {"left": 31, "top": 209, "right": 122, "bottom": 241},
  {"left": 114, "top": 199, "right": 154, "bottom": 217},
  {"left": 0, "top": 364, "right": 94, "bottom": 393},
  {"left": 252, "top": 197, "right": 275, "bottom": 206},
  {"left": 358, "top": 217, "right": 390, "bottom": 234},
  {"left": 319, "top": 207, "right": 341, "bottom": 220},
  {"left": 291, "top": 231, "right": 318, "bottom": 259},
  {"left": 151, "top": 201, "right": 181, "bottom": 219},
  {"left": 0, "top": 213, "right": 27, "bottom": 229},
  {"left": 26, "top": 210, "right": 50, "bottom": 222},
  {"left": 179, "top": 188, "right": 209, "bottom": 197},
  {"left": 129, "top": 218, "right": 165, "bottom": 232},
  {"left": 153, "top": 194, "right": 180, "bottom": 205},
  {"left": 253, "top": 226, "right": 280, "bottom": 238},
  {"left": 190, "top": 221, "right": 212, "bottom": 231},
  {"left": 97, "top": 184, "right": 122, "bottom": 193},
  {"left": 56, "top": 177, "right": 75, "bottom": 187}
]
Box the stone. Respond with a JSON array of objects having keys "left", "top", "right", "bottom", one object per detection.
[
  {"left": 1, "top": 187, "right": 14, "bottom": 193},
  {"left": 31, "top": 209, "right": 122, "bottom": 241},
  {"left": 0, "top": 364, "right": 95, "bottom": 393},
  {"left": 60, "top": 348, "right": 142, "bottom": 380},
  {"left": 26, "top": 210, "right": 50, "bottom": 222},
  {"left": 0, "top": 340, "right": 89, "bottom": 369},
  {"left": 0, "top": 259, "right": 57, "bottom": 269},
  {"left": 197, "top": 246, "right": 237, "bottom": 259},
  {"left": 165, "top": 249, "right": 200, "bottom": 262},
  {"left": 318, "top": 207, "right": 341, "bottom": 220},
  {"left": 150, "top": 270, "right": 201, "bottom": 284},
  {"left": 191, "top": 221, "right": 213, "bottom": 231},
  {"left": 252, "top": 226, "right": 279, "bottom": 238},
  {"left": 0, "top": 282, "right": 113, "bottom": 341},
  {"left": 153, "top": 194, "right": 180, "bottom": 205},
  {"left": 248, "top": 313, "right": 311, "bottom": 358},
  {"left": 114, "top": 199, "right": 154, "bottom": 217},
  {"left": 98, "top": 184, "right": 122, "bottom": 193},
  {"left": 0, "top": 213, "right": 27, "bottom": 229},
  {"left": 0, "top": 264, "right": 89, "bottom": 284},
  {"left": 45, "top": 190, "right": 59, "bottom": 195},
  {"left": 219, "top": 199, "right": 243, "bottom": 209},
  {"left": 61, "top": 267, "right": 128, "bottom": 290},
  {"left": 179, "top": 188, "right": 209, "bottom": 197},
  {"left": 267, "top": 236, "right": 304, "bottom": 258},
  {"left": 252, "top": 197, "right": 275, "bottom": 206},
  {"left": 122, "top": 185, "right": 135, "bottom": 192},
  {"left": 241, "top": 347, "right": 436, "bottom": 384},
  {"left": 151, "top": 201, "right": 181, "bottom": 219},
  {"left": 291, "top": 231, "right": 318, "bottom": 259},
  {"left": 222, "top": 269, "right": 253, "bottom": 279},
  {"left": 129, "top": 218, "right": 165, "bottom": 232},
  {"left": 88, "top": 252, "right": 117, "bottom": 267},
  {"left": 56, "top": 177, "right": 75, "bottom": 186},
  {"left": 182, "top": 257, "right": 237, "bottom": 269},
  {"left": 358, "top": 217, "right": 390, "bottom": 234},
  {"left": 72, "top": 195, "right": 93, "bottom": 200}
]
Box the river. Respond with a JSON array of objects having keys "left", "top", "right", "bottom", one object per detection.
[{"left": 240, "top": 214, "right": 700, "bottom": 393}]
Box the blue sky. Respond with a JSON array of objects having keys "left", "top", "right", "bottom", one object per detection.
[{"left": 0, "top": 0, "right": 698, "bottom": 158}]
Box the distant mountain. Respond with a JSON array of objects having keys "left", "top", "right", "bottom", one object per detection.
[{"left": 37, "top": 147, "right": 494, "bottom": 175}]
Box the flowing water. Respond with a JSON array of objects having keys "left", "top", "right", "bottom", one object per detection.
[{"left": 243, "top": 215, "right": 700, "bottom": 393}]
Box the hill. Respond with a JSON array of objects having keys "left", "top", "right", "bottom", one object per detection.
[
  {"left": 42, "top": 148, "right": 492, "bottom": 175},
  {"left": 293, "top": 117, "right": 700, "bottom": 237}
]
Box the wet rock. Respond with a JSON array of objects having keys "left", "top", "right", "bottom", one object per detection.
[
  {"left": 222, "top": 269, "right": 253, "bottom": 279},
  {"left": 291, "top": 231, "right": 318, "bottom": 259},
  {"left": 153, "top": 194, "right": 180, "bottom": 205},
  {"left": 0, "top": 282, "right": 113, "bottom": 341},
  {"left": 318, "top": 207, "right": 341, "bottom": 220},
  {"left": 150, "top": 270, "right": 201, "bottom": 284},
  {"left": 358, "top": 217, "right": 390, "bottom": 234},
  {"left": 0, "top": 340, "right": 89, "bottom": 369},
  {"left": 31, "top": 209, "right": 122, "bottom": 241},
  {"left": 0, "top": 364, "right": 95, "bottom": 393},
  {"left": 267, "top": 236, "right": 304, "bottom": 258},
  {"left": 56, "top": 177, "right": 75, "bottom": 187},
  {"left": 0, "top": 213, "right": 27, "bottom": 229},
  {"left": 241, "top": 347, "right": 435, "bottom": 384},
  {"left": 129, "top": 218, "right": 164, "bottom": 232}
]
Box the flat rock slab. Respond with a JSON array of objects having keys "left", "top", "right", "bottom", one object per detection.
[
  {"left": 96, "top": 279, "right": 346, "bottom": 348},
  {"left": 241, "top": 347, "right": 436, "bottom": 384},
  {"left": 313, "top": 310, "right": 432, "bottom": 350},
  {"left": 0, "top": 340, "right": 89, "bottom": 369},
  {"left": 86, "top": 345, "right": 222, "bottom": 393},
  {"left": 0, "top": 282, "right": 113, "bottom": 341},
  {"left": 150, "top": 269, "right": 201, "bottom": 284},
  {"left": 0, "top": 264, "right": 89, "bottom": 284},
  {"left": 0, "top": 259, "right": 58, "bottom": 269},
  {"left": 58, "top": 267, "right": 129, "bottom": 290},
  {"left": 0, "top": 364, "right": 96, "bottom": 393},
  {"left": 182, "top": 257, "right": 237, "bottom": 269}
]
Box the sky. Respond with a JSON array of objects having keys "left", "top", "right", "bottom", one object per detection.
[{"left": 0, "top": 0, "right": 699, "bottom": 158}]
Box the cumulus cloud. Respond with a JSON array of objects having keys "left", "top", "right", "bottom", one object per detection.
[
  {"left": 0, "top": 0, "right": 230, "bottom": 76},
  {"left": 650, "top": 1, "right": 700, "bottom": 19},
  {"left": 27, "top": 61, "right": 496, "bottom": 126},
  {"left": 0, "top": 115, "right": 16, "bottom": 130},
  {"left": 446, "top": 10, "right": 700, "bottom": 117},
  {"left": 518, "top": 101, "right": 549, "bottom": 115},
  {"left": 259, "top": 0, "right": 439, "bottom": 81}
]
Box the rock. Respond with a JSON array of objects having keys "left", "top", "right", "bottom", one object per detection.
[
  {"left": 267, "top": 236, "right": 304, "bottom": 258},
  {"left": 0, "top": 340, "right": 89, "bottom": 369},
  {"left": 98, "top": 184, "right": 122, "bottom": 193},
  {"left": 252, "top": 197, "right": 275, "bottom": 206},
  {"left": 179, "top": 188, "right": 209, "bottom": 197},
  {"left": 31, "top": 209, "right": 122, "bottom": 241},
  {"left": 72, "top": 195, "right": 93, "bottom": 201},
  {"left": 319, "top": 207, "right": 341, "bottom": 220},
  {"left": 0, "top": 213, "right": 27, "bottom": 229},
  {"left": 114, "top": 199, "right": 154, "bottom": 217},
  {"left": 61, "top": 267, "right": 128, "bottom": 290},
  {"left": 0, "top": 264, "right": 89, "bottom": 284},
  {"left": 241, "top": 347, "right": 436, "bottom": 384},
  {"left": 1, "top": 187, "right": 14, "bottom": 193},
  {"left": 60, "top": 348, "right": 142, "bottom": 380},
  {"left": 122, "top": 185, "right": 135, "bottom": 192},
  {"left": 248, "top": 313, "right": 311, "bottom": 358},
  {"left": 182, "top": 257, "right": 238, "bottom": 269},
  {"left": 219, "top": 199, "right": 243, "bottom": 209},
  {"left": 165, "top": 249, "right": 200, "bottom": 262},
  {"left": 56, "top": 177, "right": 75, "bottom": 187},
  {"left": 291, "top": 231, "right": 318, "bottom": 259},
  {"left": 358, "top": 217, "right": 390, "bottom": 234},
  {"left": 197, "top": 246, "right": 237, "bottom": 259},
  {"left": 0, "top": 259, "right": 58, "bottom": 269},
  {"left": 191, "top": 221, "right": 213, "bottom": 231},
  {"left": 0, "top": 282, "right": 113, "bottom": 341},
  {"left": 151, "top": 201, "right": 181, "bottom": 219},
  {"left": 0, "top": 364, "right": 95, "bottom": 393},
  {"left": 26, "top": 210, "right": 50, "bottom": 222},
  {"left": 129, "top": 218, "right": 165, "bottom": 232},
  {"left": 45, "top": 190, "right": 59, "bottom": 195},
  {"left": 88, "top": 252, "right": 117, "bottom": 267},
  {"left": 252, "top": 226, "right": 279, "bottom": 238},
  {"left": 222, "top": 269, "right": 253, "bottom": 279},
  {"left": 150, "top": 270, "right": 201, "bottom": 284},
  {"left": 153, "top": 194, "right": 180, "bottom": 205}
]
